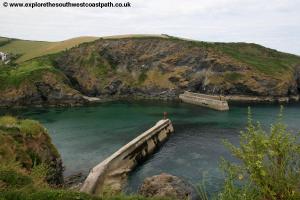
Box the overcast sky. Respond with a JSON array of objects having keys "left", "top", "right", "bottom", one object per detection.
[{"left": 0, "top": 0, "right": 299, "bottom": 55}]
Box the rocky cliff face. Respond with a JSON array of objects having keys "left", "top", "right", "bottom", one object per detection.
[
  {"left": 55, "top": 37, "right": 300, "bottom": 99},
  {"left": 296, "top": 65, "right": 300, "bottom": 93},
  {"left": 0, "top": 65, "right": 87, "bottom": 107},
  {"left": 1, "top": 36, "right": 300, "bottom": 107}
]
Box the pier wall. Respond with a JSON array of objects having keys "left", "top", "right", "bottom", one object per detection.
[
  {"left": 179, "top": 91, "right": 229, "bottom": 111},
  {"left": 80, "top": 119, "right": 174, "bottom": 195}
]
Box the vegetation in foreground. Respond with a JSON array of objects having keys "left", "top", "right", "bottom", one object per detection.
[
  {"left": 0, "top": 115, "right": 63, "bottom": 185},
  {"left": 215, "top": 107, "right": 300, "bottom": 200},
  {"left": 0, "top": 162, "right": 169, "bottom": 200},
  {"left": 0, "top": 116, "right": 169, "bottom": 200},
  {"left": 1, "top": 107, "right": 300, "bottom": 200}
]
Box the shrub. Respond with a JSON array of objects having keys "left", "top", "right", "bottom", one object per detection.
[
  {"left": 19, "top": 119, "right": 45, "bottom": 137},
  {"left": 0, "top": 169, "right": 32, "bottom": 190},
  {"left": 0, "top": 116, "right": 17, "bottom": 128},
  {"left": 219, "top": 107, "right": 300, "bottom": 200}
]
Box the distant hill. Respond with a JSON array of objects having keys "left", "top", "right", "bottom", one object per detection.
[
  {"left": 0, "top": 34, "right": 300, "bottom": 107},
  {"left": 0, "top": 36, "right": 99, "bottom": 63}
]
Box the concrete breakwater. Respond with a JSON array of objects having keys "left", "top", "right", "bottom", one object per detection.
[
  {"left": 80, "top": 119, "right": 174, "bottom": 195},
  {"left": 179, "top": 91, "right": 229, "bottom": 111},
  {"left": 225, "top": 95, "right": 300, "bottom": 103}
]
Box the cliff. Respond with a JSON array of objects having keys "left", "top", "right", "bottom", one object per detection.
[
  {"left": 0, "top": 57, "right": 87, "bottom": 107},
  {"left": 0, "top": 115, "right": 169, "bottom": 200},
  {"left": 0, "top": 116, "right": 63, "bottom": 185},
  {"left": 1, "top": 35, "right": 300, "bottom": 106}
]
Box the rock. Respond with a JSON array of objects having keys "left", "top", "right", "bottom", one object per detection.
[
  {"left": 55, "top": 38, "right": 300, "bottom": 100},
  {"left": 104, "top": 80, "right": 123, "bottom": 95},
  {"left": 64, "top": 172, "right": 86, "bottom": 189},
  {"left": 296, "top": 65, "right": 300, "bottom": 93},
  {"left": 0, "top": 71, "right": 87, "bottom": 108},
  {"left": 139, "top": 173, "right": 198, "bottom": 200}
]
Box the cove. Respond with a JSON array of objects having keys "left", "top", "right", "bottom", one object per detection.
[{"left": 2, "top": 101, "right": 300, "bottom": 195}]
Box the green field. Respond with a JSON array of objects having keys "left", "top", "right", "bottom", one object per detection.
[{"left": 0, "top": 36, "right": 99, "bottom": 63}]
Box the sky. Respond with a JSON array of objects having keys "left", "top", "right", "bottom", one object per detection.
[{"left": 0, "top": 0, "right": 299, "bottom": 55}]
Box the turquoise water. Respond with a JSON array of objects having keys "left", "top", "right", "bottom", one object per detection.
[{"left": 2, "top": 101, "right": 300, "bottom": 194}]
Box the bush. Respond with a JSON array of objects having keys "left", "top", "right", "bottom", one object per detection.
[
  {"left": 19, "top": 119, "right": 45, "bottom": 137},
  {"left": 0, "top": 116, "right": 17, "bottom": 128},
  {"left": 219, "top": 107, "right": 300, "bottom": 200},
  {"left": 0, "top": 170, "right": 32, "bottom": 190}
]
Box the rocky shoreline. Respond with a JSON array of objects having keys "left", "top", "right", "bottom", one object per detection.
[{"left": 0, "top": 94, "right": 299, "bottom": 109}]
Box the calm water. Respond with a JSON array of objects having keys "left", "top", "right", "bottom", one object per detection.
[{"left": 2, "top": 101, "right": 300, "bottom": 195}]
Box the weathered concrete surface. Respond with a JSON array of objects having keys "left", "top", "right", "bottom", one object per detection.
[
  {"left": 225, "top": 95, "right": 299, "bottom": 103},
  {"left": 80, "top": 119, "right": 174, "bottom": 195},
  {"left": 179, "top": 91, "right": 229, "bottom": 111}
]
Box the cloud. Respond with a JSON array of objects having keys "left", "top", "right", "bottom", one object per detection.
[{"left": 0, "top": 0, "right": 299, "bottom": 54}]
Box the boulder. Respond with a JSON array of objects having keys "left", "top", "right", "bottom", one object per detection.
[{"left": 139, "top": 173, "right": 198, "bottom": 200}]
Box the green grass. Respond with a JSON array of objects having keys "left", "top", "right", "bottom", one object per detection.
[
  {"left": 0, "top": 36, "right": 99, "bottom": 63},
  {"left": 0, "top": 37, "right": 9, "bottom": 42},
  {"left": 0, "top": 116, "right": 18, "bottom": 127},
  {"left": 0, "top": 170, "right": 32, "bottom": 190},
  {"left": 0, "top": 190, "right": 171, "bottom": 200},
  {"left": 157, "top": 36, "right": 300, "bottom": 75},
  {"left": 0, "top": 116, "right": 60, "bottom": 167},
  {"left": 2, "top": 34, "right": 300, "bottom": 77},
  {"left": 0, "top": 38, "right": 12, "bottom": 47},
  {"left": 19, "top": 119, "right": 46, "bottom": 137},
  {"left": 0, "top": 116, "right": 47, "bottom": 137},
  {"left": 0, "top": 162, "right": 169, "bottom": 200},
  {"left": 212, "top": 42, "right": 300, "bottom": 74},
  {"left": 0, "top": 56, "right": 64, "bottom": 89}
]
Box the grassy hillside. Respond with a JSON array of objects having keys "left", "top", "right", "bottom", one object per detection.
[
  {"left": 1, "top": 34, "right": 299, "bottom": 76},
  {"left": 0, "top": 36, "right": 99, "bottom": 63},
  {"left": 0, "top": 55, "right": 62, "bottom": 89},
  {"left": 0, "top": 35, "right": 300, "bottom": 106},
  {"left": 167, "top": 36, "right": 300, "bottom": 75},
  {"left": 211, "top": 42, "right": 300, "bottom": 75}
]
